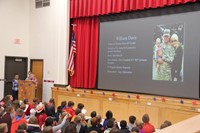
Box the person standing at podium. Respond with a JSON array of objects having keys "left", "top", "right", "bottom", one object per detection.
[
  {"left": 12, "top": 73, "right": 19, "bottom": 100},
  {"left": 25, "top": 71, "right": 32, "bottom": 80},
  {"left": 26, "top": 71, "right": 38, "bottom": 96}
]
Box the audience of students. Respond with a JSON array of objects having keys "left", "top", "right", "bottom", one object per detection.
[{"left": 0, "top": 94, "right": 171, "bottom": 133}]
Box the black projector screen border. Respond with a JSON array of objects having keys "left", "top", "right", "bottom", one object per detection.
[{"left": 97, "top": 2, "right": 200, "bottom": 99}]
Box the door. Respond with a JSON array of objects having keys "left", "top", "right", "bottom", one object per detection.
[
  {"left": 31, "top": 60, "right": 43, "bottom": 101},
  {"left": 4, "top": 56, "right": 28, "bottom": 96}
]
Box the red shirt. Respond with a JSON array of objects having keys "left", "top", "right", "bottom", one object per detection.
[
  {"left": 142, "top": 122, "right": 155, "bottom": 133},
  {"left": 64, "top": 107, "right": 75, "bottom": 118},
  {"left": 24, "top": 104, "right": 32, "bottom": 116},
  {"left": 11, "top": 117, "right": 27, "bottom": 133},
  {"left": 36, "top": 113, "right": 47, "bottom": 127}
]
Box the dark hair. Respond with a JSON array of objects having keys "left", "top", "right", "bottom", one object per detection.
[
  {"left": 15, "top": 73, "right": 19, "bottom": 76},
  {"left": 16, "top": 108, "right": 24, "bottom": 117},
  {"left": 106, "top": 110, "right": 113, "bottom": 119},
  {"left": 131, "top": 127, "right": 139, "bottom": 133},
  {"left": 91, "top": 117, "right": 97, "bottom": 127},
  {"left": 45, "top": 117, "right": 54, "bottom": 127},
  {"left": 110, "top": 128, "right": 120, "bottom": 133},
  {"left": 12, "top": 100, "right": 20, "bottom": 110},
  {"left": 75, "top": 108, "right": 81, "bottom": 115},
  {"left": 20, "top": 104, "right": 26, "bottom": 111},
  {"left": 61, "top": 101, "right": 67, "bottom": 108},
  {"left": 107, "top": 119, "right": 114, "bottom": 128},
  {"left": 43, "top": 126, "right": 53, "bottom": 133},
  {"left": 64, "top": 123, "right": 76, "bottom": 133},
  {"left": 164, "top": 120, "right": 172, "bottom": 126},
  {"left": 129, "top": 115, "right": 136, "bottom": 124},
  {"left": 33, "top": 97, "right": 39, "bottom": 104},
  {"left": 0, "top": 123, "right": 7, "bottom": 133},
  {"left": 74, "top": 116, "right": 81, "bottom": 123},
  {"left": 68, "top": 101, "right": 74, "bottom": 107},
  {"left": 57, "top": 106, "right": 62, "bottom": 114},
  {"left": 77, "top": 103, "right": 84, "bottom": 110},
  {"left": 90, "top": 111, "right": 97, "bottom": 118},
  {"left": 16, "top": 129, "right": 26, "bottom": 133},
  {"left": 160, "top": 120, "right": 172, "bottom": 129},
  {"left": 29, "top": 116, "right": 38, "bottom": 124},
  {"left": 5, "top": 105, "right": 14, "bottom": 113},
  {"left": 23, "top": 98, "right": 29, "bottom": 104},
  {"left": 142, "top": 114, "right": 150, "bottom": 123},
  {"left": 49, "top": 98, "right": 55, "bottom": 105},
  {"left": 3, "top": 95, "right": 12, "bottom": 103},
  {"left": 120, "top": 120, "right": 127, "bottom": 128},
  {"left": 160, "top": 123, "right": 169, "bottom": 129},
  {"left": 17, "top": 123, "right": 27, "bottom": 130}
]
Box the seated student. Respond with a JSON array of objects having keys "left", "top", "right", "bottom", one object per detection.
[
  {"left": 78, "top": 113, "right": 87, "bottom": 127},
  {"left": 87, "top": 117, "right": 101, "bottom": 133},
  {"left": 71, "top": 108, "right": 81, "bottom": 122},
  {"left": 11, "top": 108, "right": 27, "bottom": 133},
  {"left": 112, "top": 118, "right": 119, "bottom": 129},
  {"left": 103, "top": 111, "right": 113, "bottom": 130},
  {"left": 142, "top": 114, "right": 155, "bottom": 133},
  {"left": 35, "top": 103, "right": 47, "bottom": 128},
  {"left": 44, "top": 114, "right": 69, "bottom": 133},
  {"left": 127, "top": 115, "right": 136, "bottom": 132},
  {"left": 61, "top": 101, "right": 67, "bottom": 110},
  {"left": 77, "top": 103, "right": 87, "bottom": 114},
  {"left": 12, "top": 100, "right": 20, "bottom": 111},
  {"left": 45, "top": 98, "right": 56, "bottom": 117},
  {"left": 58, "top": 112, "right": 70, "bottom": 133},
  {"left": 87, "top": 111, "right": 97, "bottom": 127},
  {"left": 16, "top": 123, "right": 27, "bottom": 132},
  {"left": 104, "top": 119, "right": 114, "bottom": 133},
  {"left": 0, "top": 123, "right": 8, "bottom": 133},
  {"left": 23, "top": 98, "right": 31, "bottom": 117},
  {"left": 63, "top": 101, "right": 75, "bottom": 119},
  {"left": 119, "top": 120, "right": 130, "bottom": 133},
  {"left": 55, "top": 106, "right": 62, "bottom": 122},
  {"left": 134, "top": 120, "right": 143, "bottom": 133},
  {"left": 29, "top": 97, "right": 40, "bottom": 118},
  {"left": 0, "top": 105, "right": 15, "bottom": 133},
  {"left": 63, "top": 122, "right": 77, "bottom": 133},
  {"left": 74, "top": 115, "right": 86, "bottom": 133},
  {"left": 96, "top": 115, "right": 104, "bottom": 132},
  {"left": 110, "top": 128, "right": 120, "bottom": 133},
  {"left": 0, "top": 95, "right": 13, "bottom": 108},
  {"left": 26, "top": 116, "right": 41, "bottom": 133}
]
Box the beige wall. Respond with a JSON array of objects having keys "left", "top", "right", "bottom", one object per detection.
[
  {"left": 0, "top": 0, "right": 70, "bottom": 101},
  {"left": 0, "top": 0, "right": 30, "bottom": 98},
  {"left": 29, "top": 0, "right": 70, "bottom": 102}
]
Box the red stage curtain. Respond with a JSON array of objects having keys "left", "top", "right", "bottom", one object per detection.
[
  {"left": 70, "top": 0, "right": 196, "bottom": 18},
  {"left": 70, "top": 17, "right": 99, "bottom": 88}
]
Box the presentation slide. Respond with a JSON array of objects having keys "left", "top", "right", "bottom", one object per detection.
[{"left": 98, "top": 9, "right": 200, "bottom": 99}]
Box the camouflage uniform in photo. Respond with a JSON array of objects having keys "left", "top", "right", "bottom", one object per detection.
[{"left": 157, "top": 43, "right": 175, "bottom": 81}]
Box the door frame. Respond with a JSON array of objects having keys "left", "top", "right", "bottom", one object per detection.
[
  {"left": 30, "top": 59, "right": 44, "bottom": 72},
  {"left": 30, "top": 59, "right": 44, "bottom": 100}
]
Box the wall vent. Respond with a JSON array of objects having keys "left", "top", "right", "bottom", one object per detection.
[{"left": 35, "top": 0, "right": 50, "bottom": 8}]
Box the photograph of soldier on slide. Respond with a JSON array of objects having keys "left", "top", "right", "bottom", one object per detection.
[{"left": 152, "top": 22, "right": 184, "bottom": 82}]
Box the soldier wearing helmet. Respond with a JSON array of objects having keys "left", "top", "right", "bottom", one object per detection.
[{"left": 157, "top": 29, "right": 175, "bottom": 81}]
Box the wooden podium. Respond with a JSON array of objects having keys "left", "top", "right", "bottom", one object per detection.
[{"left": 18, "top": 80, "right": 35, "bottom": 102}]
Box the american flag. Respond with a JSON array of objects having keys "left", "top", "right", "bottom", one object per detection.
[{"left": 67, "top": 31, "right": 76, "bottom": 76}]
